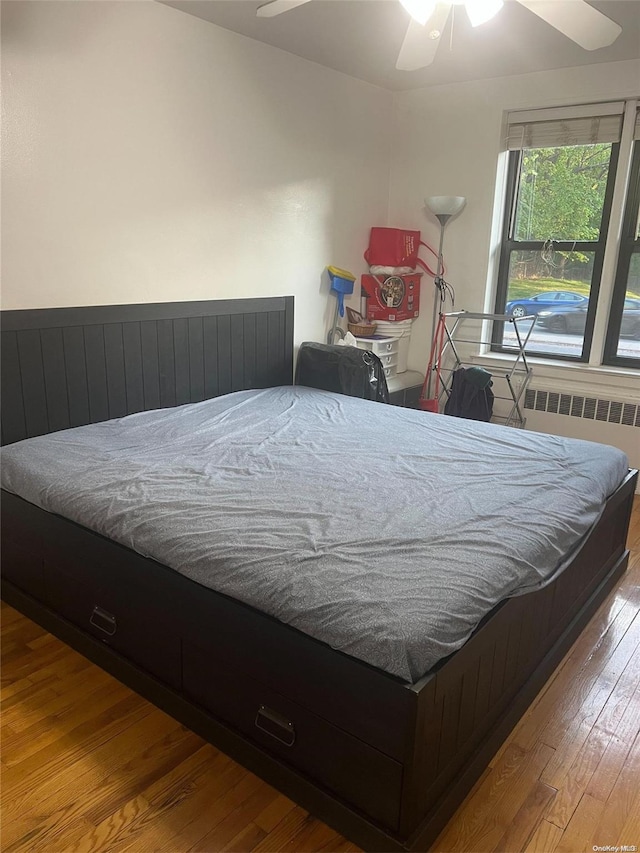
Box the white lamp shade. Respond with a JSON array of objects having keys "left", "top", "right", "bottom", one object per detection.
[{"left": 425, "top": 196, "right": 467, "bottom": 217}]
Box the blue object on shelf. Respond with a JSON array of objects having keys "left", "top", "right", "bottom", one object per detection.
[{"left": 328, "top": 266, "right": 355, "bottom": 318}]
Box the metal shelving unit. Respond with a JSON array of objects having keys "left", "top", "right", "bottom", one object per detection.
[{"left": 437, "top": 311, "right": 534, "bottom": 428}]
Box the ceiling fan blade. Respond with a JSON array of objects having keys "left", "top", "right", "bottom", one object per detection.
[
  {"left": 257, "top": 0, "right": 313, "bottom": 18},
  {"left": 396, "top": 3, "right": 451, "bottom": 71},
  {"left": 516, "top": 0, "right": 622, "bottom": 50}
]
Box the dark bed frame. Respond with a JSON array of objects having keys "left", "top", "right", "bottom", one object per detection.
[{"left": 1, "top": 296, "right": 636, "bottom": 852}]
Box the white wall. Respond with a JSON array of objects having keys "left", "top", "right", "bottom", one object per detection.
[{"left": 1, "top": 0, "right": 393, "bottom": 346}]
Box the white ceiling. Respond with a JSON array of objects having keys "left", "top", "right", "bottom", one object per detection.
[{"left": 160, "top": 0, "right": 640, "bottom": 91}]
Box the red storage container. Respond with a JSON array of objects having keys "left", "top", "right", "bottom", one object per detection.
[
  {"left": 361, "top": 273, "right": 421, "bottom": 321},
  {"left": 364, "top": 228, "right": 421, "bottom": 267}
]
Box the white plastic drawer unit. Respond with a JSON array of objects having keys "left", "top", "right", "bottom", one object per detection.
[
  {"left": 353, "top": 336, "right": 399, "bottom": 356},
  {"left": 377, "top": 352, "right": 398, "bottom": 369}
]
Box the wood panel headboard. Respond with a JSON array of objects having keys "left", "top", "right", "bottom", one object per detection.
[{"left": 1, "top": 296, "right": 294, "bottom": 445}]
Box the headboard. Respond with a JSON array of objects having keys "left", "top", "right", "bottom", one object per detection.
[{"left": 1, "top": 296, "right": 294, "bottom": 445}]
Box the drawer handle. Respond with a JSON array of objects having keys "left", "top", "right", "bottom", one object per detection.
[
  {"left": 255, "top": 704, "right": 296, "bottom": 747},
  {"left": 90, "top": 605, "right": 117, "bottom": 637}
]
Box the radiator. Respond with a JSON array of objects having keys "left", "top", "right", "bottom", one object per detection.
[
  {"left": 524, "top": 389, "right": 639, "bottom": 426},
  {"left": 523, "top": 388, "right": 640, "bottom": 489}
]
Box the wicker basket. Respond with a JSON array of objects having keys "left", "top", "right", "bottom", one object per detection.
[{"left": 348, "top": 322, "right": 377, "bottom": 338}]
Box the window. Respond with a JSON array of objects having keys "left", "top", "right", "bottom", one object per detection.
[
  {"left": 604, "top": 142, "right": 640, "bottom": 367},
  {"left": 493, "top": 101, "right": 640, "bottom": 369}
]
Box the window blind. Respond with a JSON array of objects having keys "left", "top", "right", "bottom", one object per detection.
[{"left": 506, "top": 102, "right": 625, "bottom": 150}]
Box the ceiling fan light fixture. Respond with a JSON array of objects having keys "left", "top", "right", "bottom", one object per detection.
[
  {"left": 465, "top": 0, "right": 504, "bottom": 27},
  {"left": 398, "top": 0, "right": 437, "bottom": 26}
]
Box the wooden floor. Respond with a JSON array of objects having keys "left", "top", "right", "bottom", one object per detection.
[{"left": 1, "top": 499, "right": 639, "bottom": 853}]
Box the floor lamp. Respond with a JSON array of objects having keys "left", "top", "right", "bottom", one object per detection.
[{"left": 424, "top": 195, "right": 466, "bottom": 395}]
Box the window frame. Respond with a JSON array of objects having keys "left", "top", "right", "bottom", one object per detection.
[
  {"left": 492, "top": 142, "right": 620, "bottom": 363},
  {"left": 603, "top": 141, "right": 640, "bottom": 368}
]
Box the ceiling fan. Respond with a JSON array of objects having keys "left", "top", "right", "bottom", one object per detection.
[{"left": 255, "top": 0, "right": 622, "bottom": 71}]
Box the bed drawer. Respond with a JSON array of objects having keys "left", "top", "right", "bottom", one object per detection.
[
  {"left": 44, "top": 554, "right": 181, "bottom": 691},
  {"left": 2, "top": 536, "right": 46, "bottom": 600},
  {"left": 0, "top": 493, "right": 47, "bottom": 600},
  {"left": 181, "top": 590, "right": 414, "bottom": 763},
  {"left": 45, "top": 560, "right": 181, "bottom": 690},
  {"left": 182, "top": 639, "right": 403, "bottom": 831}
]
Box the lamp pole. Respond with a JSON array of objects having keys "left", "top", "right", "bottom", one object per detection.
[
  {"left": 430, "top": 214, "right": 448, "bottom": 371},
  {"left": 424, "top": 196, "right": 466, "bottom": 399}
]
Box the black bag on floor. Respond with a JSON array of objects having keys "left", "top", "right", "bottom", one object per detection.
[
  {"left": 295, "top": 342, "right": 390, "bottom": 404},
  {"left": 444, "top": 367, "right": 494, "bottom": 422}
]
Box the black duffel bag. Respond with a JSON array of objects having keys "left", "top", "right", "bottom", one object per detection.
[
  {"left": 444, "top": 366, "right": 494, "bottom": 422},
  {"left": 295, "top": 342, "right": 390, "bottom": 404}
]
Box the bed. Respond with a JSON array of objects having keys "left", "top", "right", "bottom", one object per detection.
[{"left": 1, "top": 296, "right": 636, "bottom": 852}]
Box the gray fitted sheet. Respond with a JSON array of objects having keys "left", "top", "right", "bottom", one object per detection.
[{"left": 0, "top": 386, "right": 628, "bottom": 682}]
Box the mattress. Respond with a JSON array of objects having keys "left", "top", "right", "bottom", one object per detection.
[{"left": 0, "top": 385, "right": 628, "bottom": 682}]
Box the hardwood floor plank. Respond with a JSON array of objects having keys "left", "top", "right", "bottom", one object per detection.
[
  {"left": 26, "top": 647, "right": 93, "bottom": 687},
  {"left": 585, "top": 683, "right": 640, "bottom": 803},
  {"left": 523, "top": 818, "right": 563, "bottom": 853},
  {"left": 507, "top": 593, "right": 633, "bottom": 754},
  {"left": 617, "top": 787, "right": 640, "bottom": 848},
  {"left": 1, "top": 693, "right": 149, "bottom": 805},
  {"left": 5, "top": 817, "right": 97, "bottom": 853},
  {"left": 554, "top": 793, "right": 606, "bottom": 853},
  {"left": 544, "top": 618, "right": 640, "bottom": 766},
  {"left": 2, "top": 726, "right": 202, "bottom": 853},
  {"left": 1, "top": 601, "right": 26, "bottom": 626},
  {"left": 592, "top": 638, "right": 640, "bottom": 740},
  {"left": 1, "top": 674, "right": 49, "bottom": 703},
  {"left": 493, "top": 780, "right": 557, "bottom": 853},
  {"left": 114, "top": 753, "right": 249, "bottom": 852},
  {"left": 140, "top": 742, "right": 226, "bottom": 806},
  {"left": 1, "top": 709, "right": 187, "bottom": 851},
  {"left": 593, "top": 733, "right": 640, "bottom": 845},
  {"left": 1, "top": 618, "right": 48, "bottom": 648},
  {"left": 223, "top": 821, "right": 268, "bottom": 852},
  {"left": 317, "top": 840, "right": 361, "bottom": 853},
  {"left": 1, "top": 705, "right": 178, "bottom": 830},
  {"left": 462, "top": 743, "right": 556, "bottom": 852},
  {"left": 251, "top": 806, "right": 310, "bottom": 852},
  {"left": 273, "top": 815, "right": 345, "bottom": 852},
  {"left": 65, "top": 793, "right": 151, "bottom": 853},
  {"left": 544, "top": 722, "right": 612, "bottom": 829},
  {"left": 432, "top": 742, "right": 555, "bottom": 852},
  {"left": 3, "top": 671, "right": 129, "bottom": 745},
  {"left": 185, "top": 779, "right": 280, "bottom": 852},
  {"left": 253, "top": 793, "right": 297, "bottom": 834},
  {"left": 522, "top": 598, "right": 639, "bottom": 756},
  {"left": 2, "top": 667, "right": 109, "bottom": 732},
  {"left": 1, "top": 644, "right": 70, "bottom": 687},
  {"left": 83, "top": 725, "right": 206, "bottom": 825},
  {"left": 26, "top": 632, "right": 61, "bottom": 653},
  {"left": 1, "top": 681, "right": 60, "bottom": 720},
  {"left": 432, "top": 744, "right": 529, "bottom": 851}
]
